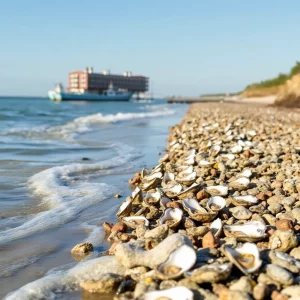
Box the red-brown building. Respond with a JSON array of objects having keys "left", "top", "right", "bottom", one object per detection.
[{"left": 68, "top": 68, "right": 148, "bottom": 93}]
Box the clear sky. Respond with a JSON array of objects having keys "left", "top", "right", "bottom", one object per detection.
[{"left": 1, "top": 0, "right": 300, "bottom": 97}]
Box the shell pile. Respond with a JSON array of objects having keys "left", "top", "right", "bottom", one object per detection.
[{"left": 84, "top": 104, "right": 300, "bottom": 299}]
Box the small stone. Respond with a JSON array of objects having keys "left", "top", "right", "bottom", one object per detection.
[
  {"left": 186, "top": 226, "right": 210, "bottom": 237},
  {"left": 281, "top": 197, "right": 296, "bottom": 206},
  {"left": 80, "top": 273, "right": 123, "bottom": 293},
  {"left": 269, "top": 230, "right": 298, "bottom": 252},
  {"left": 291, "top": 208, "right": 300, "bottom": 223},
  {"left": 271, "top": 181, "right": 283, "bottom": 189},
  {"left": 289, "top": 246, "right": 300, "bottom": 259},
  {"left": 267, "top": 195, "right": 282, "bottom": 205},
  {"left": 112, "top": 222, "right": 127, "bottom": 233},
  {"left": 256, "top": 192, "right": 266, "bottom": 201},
  {"left": 109, "top": 241, "right": 121, "bottom": 255},
  {"left": 229, "top": 206, "right": 252, "bottom": 220},
  {"left": 229, "top": 276, "right": 253, "bottom": 293},
  {"left": 271, "top": 290, "right": 289, "bottom": 300},
  {"left": 71, "top": 242, "right": 93, "bottom": 255},
  {"left": 263, "top": 214, "right": 276, "bottom": 226},
  {"left": 253, "top": 283, "right": 268, "bottom": 300},
  {"left": 159, "top": 279, "right": 177, "bottom": 290},
  {"left": 265, "top": 191, "right": 273, "bottom": 198},
  {"left": 103, "top": 222, "right": 114, "bottom": 234},
  {"left": 114, "top": 194, "right": 122, "bottom": 198},
  {"left": 177, "top": 278, "right": 199, "bottom": 290},
  {"left": 196, "top": 189, "right": 209, "bottom": 200},
  {"left": 202, "top": 231, "right": 219, "bottom": 248},
  {"left": 268, "top": 203, "right": 283, "bottom": 215},
  {"left": 266, "top": 264, "right": 294, "bottom": 285},
  {"left": 166, "top": 201, "right": 180, "bottom": 209},
  {"left": 226, "top": 290, "right": 252, "bottom": 300},
  {"left": 275, "top": 219, "right": 294, "bottom": 231},
  {"left": 281, "top": 285, "right": 300, "bottom": 298}
]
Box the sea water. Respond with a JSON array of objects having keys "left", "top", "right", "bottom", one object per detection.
[{"left": 0, "top": 97, "right": 187, "bottom": 298}]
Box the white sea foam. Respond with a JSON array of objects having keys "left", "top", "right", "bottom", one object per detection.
[
  {"left": 5, "top": 256, "right": 126, "bottom": 300},
  {"left": 0, "top": 144, "right": 141, "bottom": 245},
  {"left": 3, "top": 109, "right": 175, "bottom": 141}
]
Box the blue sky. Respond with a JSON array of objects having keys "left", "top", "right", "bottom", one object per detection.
[{"left": 0, "top": 0, "right": 300, "bottom": 97}]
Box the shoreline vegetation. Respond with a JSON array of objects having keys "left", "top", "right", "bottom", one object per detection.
[
  {"left": 241, "top": 62, "right": 300, "bottom": 107},
  {"left": 67, "top": 102, "right": 300, "bottom": 300}
]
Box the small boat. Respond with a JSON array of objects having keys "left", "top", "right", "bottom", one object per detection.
[{"left": 48, "top": 83, "right": 132, "bottom": 102}]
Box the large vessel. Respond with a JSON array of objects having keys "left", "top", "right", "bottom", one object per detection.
[{"left": 48, "top": 83, "right": 133, "bottom": 102}]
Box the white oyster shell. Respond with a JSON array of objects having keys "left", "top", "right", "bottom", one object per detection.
[
  {"left": 156, "top": 244, "right": 196, "bottom": 280},
  {"left": 207, "top": 196, "right": 226, "bottom": 212},
  {"left": 223, "top": 242, "right": 262, "bottom": 274},
  {"left": 206, "top": 185, "right": 228, "bottom": 196},
  {"left": 159, "top": 208, "right": 183, "bottom": 228}
]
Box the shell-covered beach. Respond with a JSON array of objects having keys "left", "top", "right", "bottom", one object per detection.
[{"left": 81, "top": 103, "right": 300, "bottom": 300}]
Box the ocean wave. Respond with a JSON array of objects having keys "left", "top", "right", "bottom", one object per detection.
[
  {"left": 0, "top": 144, "right": 141, "bottom": 245},
  {"left": 3, "top": 109, "right": 175, "bottom": 141}
]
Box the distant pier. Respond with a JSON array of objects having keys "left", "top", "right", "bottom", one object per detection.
[{"left": 167, "top": 95, "right": 225, "bottom": 104}]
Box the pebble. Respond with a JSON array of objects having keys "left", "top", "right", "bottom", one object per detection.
[
  {"left": 229, "top": 276, "right": 253, "bottom": 293},
  {"left": 269, "top": 230, "right": 298, "bottom": 252},
  {"left": 275, "top": 219, "right": 294, "bottom": 231},
  {"left": 202, "top": 231, "right": 219, "bottom": 248},
  {"left": 266, "top": 264, "right": 294, "bottom": 285},
  {"left": 71, "top": 242, "right": 93, "bottom": 255}
]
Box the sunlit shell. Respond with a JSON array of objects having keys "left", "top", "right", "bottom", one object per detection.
[
  {"left": 175, "top": 165, "right": 191, "bottom": 173},
  {"left": 131, "top": 187, "right": 143, "bottom": 205},
  {"left": 209, "top": 145, "right": 221, "bottom": 157},
  {"left": 220, "top": 154, "right": 235, "bottom": 161},
  {"left": 231, "top": 144, "right": 243, "bottom": 154},
  {"left": 162, "top": 172, "right": 176, "bottom": 188},
  {"left": 159, "top": 208, "right": 183, "bottom": 228},
  {"left": 182, "top": 198, "right": 217, "bottom": 222},
  {"left": 231, "top": 195, "right": 258, "bottom": 207},
  {"left": 210, "top": 218, "right": 223, "bottom": 237},
  {"left": 143, "top": 189, "right": 162, "bottom": 207},
  {"left": 294, "top": 146, "right": 300, "bottom": 153},
  {"left": 144, "top": 286, "right": 193, "bottom": 300},
  {"left": 237, "top": 169, "right": 252, "bottom": 178},
  {"left": 176, "top": 172, "right": 197, "bottom": 185},
  {"left": 223, "top": 221, "right": 266, "bottom": 242},
  {"left": 142, "top": 171, "right": 162, "bottom": 183},
  {"left": 122, "top": 216, "right": 149, "bottom": 229},
  {"left": 206, "top": 185, "right": 228, "bottom": 196},
  {"left": 177, "top": 183, "right": 201, "bottom": 199},
  {"left": 207, "top": 196, "right": 226, "bottom": 212},
  {"left": 152, "top": 163, "right": 163, "bottom": 173},
  {"left": 250, "top": 148, "right": 264, "bottom": 155},
  {"left": 116, "top": 197, "right": 133, "bottom": 218},
  {"left": 159, "top": 153, "right": 169, "bottom": 163},
  {"left": 223, "top": 242, "right": 262, "bottom": 275},
  {"left": 183, "top": 155, "right": 195, "bottom": 165},
  {"left": 198, "top": 160, "right": 214, "bottom": 167},
  {"left": 224, "top": 124, "right": 232, "bottom": 132},
  {"left": 162, "top": 184, "right": 182, "bottom": 198},
  {"left": 229, "top": 177, "right": 250, "bottom": 191},
  {"left": 247, "top": 130, "right": 257, "bottom": 139},
  {"left": 187, "top": 262, "right": 232, "bottom": 283},
  {"left": 177, "top": 166, "right": 194, "bottom": 177},
  {"left": 156, "top": 244, "right": 196, "bottom": 280},
  {"left": 140, "top": 168, "right": 149, "bottom": 179},
  {"left": 140, "top": 177, "right": 161, "bottom": 191}
]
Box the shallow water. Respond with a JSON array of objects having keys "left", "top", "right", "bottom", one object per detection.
[{"left": 0, "top": 97, "right": 187, "bottom": 298}]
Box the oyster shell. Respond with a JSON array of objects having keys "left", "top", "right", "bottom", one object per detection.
[
  {"left": 206, "top": 185, "right": 228, "bottom": 196},
  {"left": 162, "top": 184, "right": 182, "bottom": 198},
  {"left": 131, "top": 187, "right": 143, "bottom": 205},
  {"left": 159, "top": 208, "right": 183, "bottom": 228},
  {"left": 156, "top": 244, "right": 196, "bottom": 279},
  {"left": 231, "top": 144, "right": 243, "bottom": 154},
  {"left": 140, "top": 177, "right": 161, "bottom": 191},
  {"left": 162, "top": 172, "right": 176, "bottom": 188},
  {"left": 144, "top": 286, "right": 193, "bottom": 300},
  {"left": 143, "top": 189, "right": 162, "bottom": 207},
  {"left": 223, "top": 221, "right": 266, "bottom": 242},
  {"left": 182, "top": 198, "right": 217, "bottom": 222},
  {"left": 142, "top": 171, "right": 162, "bottom": 182},
  {"left": 160, "top": 196, "right": 171, "bottom": 209},
  {"left": 231, "top": 195, "right": 258, "bottom": 207},
  {"left": 122, "top": 216, "right": 149, "bottom": 229},
  {"left": 210, "top": 218, "right": 223, "bottom": 237},
  {"left": 176, "top": 171, "right": 197, "bottom": 185},
  {"left": 207, "top": 196, "right": 226, "bottom": 212},
  {"left": 223, "top": 242, "right": 262, "bottom": 274},
  {"left": 198, "top": 160, "right": 214, "bottom": 167},
  {"left": 209, "top": 145, "right": 221, "bottom": 157},
  {"left": 229, "top": 177, "right": 250, "bottom": 191},
  {"left": 177, "top": 183, "right": 201, "bottom": 199},
  {"left": 117, "top": 197, "right": 133, "bottom": 218},
  {"left": 237, "top": 169, "right": 252, "bottom": 178}
]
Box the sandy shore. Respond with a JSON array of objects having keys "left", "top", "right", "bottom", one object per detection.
[{"left": 225, "top": 95, "right": 277, "bottom": 105}]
